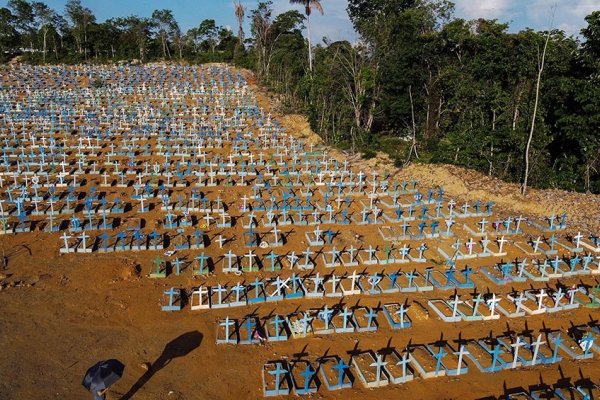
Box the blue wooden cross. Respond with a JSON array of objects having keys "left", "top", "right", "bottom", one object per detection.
[
  {"left": 297, "top": 364, "right": 315, "bottom": 394},
  {"left": 162, "top": 288, "right": 181, "bottom": 311},
  {"left": 489, "top": 344, "right": 503, "bottom": 372},
  {"left": 133, "top": 229, "right": 143, "bottom": 250},
  {"left": 430, "top": 220, "right": 439, "bottom": 235},
  {"left": 324, "top": 228, "right": 334, "bottom": 245},
  {"left": 241, "top": 317, "right": 256, "bottom": 342},
  {"left": 195, "top": 252, "right": 209, "bottom": 275},
  {"left": 116, "top": 231, "right": 127, "bottom": 251},
  {"left": 99, "top": 232, "right": 110, "bottom": 252},
  {"left": 433, "top": 346, "right": 447, "bottom": 376},
  {"left": 365, "top": 307, "right": 377, "bottom": 329},
  {"left": 551, "top": 333, "right": 562, "bottom": 363},
  {"left": 173, "top": 258, "right": 184, "bottom": 275},
  {"left": 266, "top": 251, "right": 279, "bottom": 271},
  {"left": 268, "top": 363, "right": 288, "bottom": 394}
]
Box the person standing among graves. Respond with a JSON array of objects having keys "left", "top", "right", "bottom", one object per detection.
[
  {"left": 82, "top": 359, "right": 124, "bottom": 400},
  {"left": 94, "top": 388, "right": 108, "bottom": 400}
]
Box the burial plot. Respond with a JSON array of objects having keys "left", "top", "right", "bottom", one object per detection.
[
  {"left": 581, "top": 234, "right": 600, "bottom": 253},
  {"left": 496, "top": 292, "right": 527, "bottom": 318},
  {"left": 190, "top": 286, "right": 210, "bottom": 310},
  {"left": 428, "top": 296, "right": 464, "bottom": 323},
  {"left": 351, "top": 307, "right": 379, "bottom": 333},
  {"left": 464, "top": 340, "right": 510, "bottom": 373},
  {"left": 216, "top": 317, "right": 238, "bottom": 344},
  {"left": 289, "top": 361, "right": 318, "bottom": 395},
  {"left": 351, "top": 352, "right": 389, "bottom": 388},
  {"left": 286, "top": 312, "right": 314, "bottom": 339},
  {"left": 408, "top": 345, "right": 448, "bottom": 378},
  {"left": 263, "top": 362, "right": 291, "bottom": 397},
  {"left": 238, "top": 316, "right": 261, "bottom": 345},
  {"left": 382, "top": 303, "right": 412, "bottom": 329},
  {"left": 311, "top": 306, "right": 336, "bottom": 335},
  {"left": 264, "top": 315, "right": 288, "bottom": 342},
  {"left": 318, "top": 356, "right": 353, "bottom": 390},
  {"left": 382, "top": 351, "right": 414, "bottom": 384},
  {"left": 149, "top": 256, "right": 168, "bottom": 278},
  {"left": 161, "top": 288, "right": 182, "bottom": 312}
]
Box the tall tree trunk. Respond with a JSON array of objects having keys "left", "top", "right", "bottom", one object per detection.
[
  {"left": 405, "top": 85, "right": 419, "bottom": 166},
  {"left": 512, "top": 86, "right": 523, "bottom": 131},
  {"left": 585, "top": 161, "right": 591, "bottom": 193},
  {"left": 522, "top": 31, "right": 551, "bottom": 196},
  {"left": 42, "top": 27, "right": 47, "bottom": 63},
  {"left": 84, "top": 20, "right": 88, "bottom": 59},
  {"left": 53, "top": 34, "right": 58, "bottom": 59},
  {"left": 489, "top": 109, "right": 496, "bottom": 176},
  {"left": 307, "top": 13, "right": 312, "bottom": 72}
]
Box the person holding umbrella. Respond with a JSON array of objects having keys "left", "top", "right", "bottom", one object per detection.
[
  {"left": 94, "top": 388, "right": 108, "bottom": 400},
  {"left": 82, "top": 359, "right": 125, "bottom": 400}
]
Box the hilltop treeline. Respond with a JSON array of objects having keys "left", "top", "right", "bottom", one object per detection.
[{"left": 1, "top": 0, "right": 599, "bottom": 193}]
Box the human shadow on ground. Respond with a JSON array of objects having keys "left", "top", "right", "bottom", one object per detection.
[{"left": 120, "top": 330, "right": 203, "bottom": 399}]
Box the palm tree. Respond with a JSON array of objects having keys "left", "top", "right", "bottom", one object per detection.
[
  {"left": 233, "top": 1, "right": 246, "bottom": 46},
  {"left": 289, "top": 0, "right": 323, "bottom": 72}
]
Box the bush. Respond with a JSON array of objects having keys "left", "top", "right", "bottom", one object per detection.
[
  {"left": 362, "top": 149, "right": 376, "bottom": 159},
  {"left": 91, "top": 78, "right": 104, "bottom": 89}
]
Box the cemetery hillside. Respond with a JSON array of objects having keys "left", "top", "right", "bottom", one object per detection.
[
  {"left": 1, "top": 1, "right": 600, "bottom": 399},
  {"left": 2, "top": 1, "right": 600, "bottom": 194}
]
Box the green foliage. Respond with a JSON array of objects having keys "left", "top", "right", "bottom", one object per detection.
[
  {"left": 362, "top": 149, "right": 376, "bottom": 159},
  {"left": 91, "top": 78, "right": 103, "bottom": 88}
]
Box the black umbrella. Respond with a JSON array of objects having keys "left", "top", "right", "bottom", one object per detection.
[{"left": 82, "top": 359, "right": 125, "bottom": 393}]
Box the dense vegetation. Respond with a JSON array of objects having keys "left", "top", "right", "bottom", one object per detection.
[{"left": 1, "top": 0, "right": 599, "bottom": 193}]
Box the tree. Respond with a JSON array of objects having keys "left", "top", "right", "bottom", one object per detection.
[
  {"left": 151, "top": 9, "right": 178, "bottom": 59},
  {"left": 52, "top": 14, "right": 68, "bottom": 53},
  {"left": 0, "top": 7, "right": 19, "bottom": 57},
  {"left": 522, "top": 15, "right": 553, "bottom": 195},
  {"left": 289, "top": 0, "right": 323, "bottom": 72},
  {"left": 197, "top": 19, "right": 219, "bottom": 54},
  {"left": 7, "top": 0, "right": 34, "bottom": 49},
  {"left": 65, "top": 0, "right": 95, "bottom": 57},
  {"left": 111, "top": 16, "right": 152, "bottom": 62},
  {"left": 172, "top": 25, "right": 184, "bottom": 59},
  {"left": 333, "top": 41, "right": 376, "bottom": 150},
  {"left": 32, "top": 1, "right": 57, "bottom": 62},
  {"left": 250, "top": 1, "right": 274, "bottom": 78},
  {"left": 268, "top": 9, "right": 306, "bottom": 86},
  {"left": 251, "top": 2, "right": 305, "bottom": 81},
  {"left": 233, "top": 1, "right": 246, "bottom": 46},
  {"left": 347, "top": 0, "right": 454, "bottom": 143},
  {"left": 89, "top": 20, "right": 120, "bottom": 59},
  {"left": 186, "top": 27, "right": 201, "bottom": 53},
  {"left": 581, "top": 11, "right": 600, "bottom": 60},
  {"left": 553, "top": 12, "right": 600, "bottom": 192},
  {"left": 7, "top": 0, "right": 33, "bottom": 34}
]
